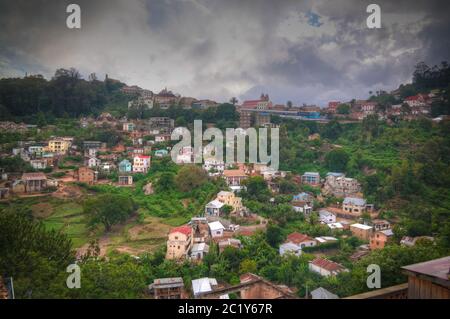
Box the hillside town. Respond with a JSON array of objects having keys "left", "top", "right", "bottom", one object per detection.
[{"left": 1, "top": 77, "right": 449, "bottom": 299}]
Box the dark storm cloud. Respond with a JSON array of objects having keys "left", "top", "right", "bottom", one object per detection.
[{"left": 0, "top": 0, "right": 449, "bottom": 105}]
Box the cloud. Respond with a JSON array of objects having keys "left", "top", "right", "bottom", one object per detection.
[{"left": 0, "top": 0, "right": 449, "bottom": 106}]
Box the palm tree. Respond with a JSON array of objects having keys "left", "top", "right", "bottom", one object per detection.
[
  {"left": 230, "top": 97, "right": 238, "bottom": 106},
  {"left": 286, "top": 101, "right": 293, "bottom": 109}
]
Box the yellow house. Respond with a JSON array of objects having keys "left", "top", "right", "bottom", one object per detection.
[
  {"left": 47, "top": 139, "right": 70, "bottom": 154},
  {"left": 216, "top": 191, "right": 243, "bottom": 213},
  {"left": 166, "top": 225, "right": 192, "bottom": 260}
]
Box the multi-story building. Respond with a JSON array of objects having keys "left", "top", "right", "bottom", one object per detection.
[
  {"left": 301, "top": 172, "right": 320, "bottom": 186},
  {"left": 122, "top": 122, "right": 135, "bottom": 132},
  {"left": 350, "top": 223, "right": 373, "bottom": 241},
  {"left": 148, "top": 117, "right": 174, "bottom": 133},
  {"left": 343, "top": 197, "right": 367, "bottom": 216},
  {"left": 21, "top": 172, "right": 47, "bottom": 193},
  {"left": 128, "top": 97, "right": 154, "bottom": 110},
  {"left": 118, "top": 159, "right": 132, "bottom": 173},
  {"left": 322, "top": 173, "right": 361, "bottom": 197},
  {"left": 30, "top": 159, "right": 47, "bottom": 170},
  {"left": 223, "top": 169, "right": 248, "bottom": 187},
  {"left": 47, "top": 138, "right": 70, "bottom": 154},
  {"left": 238, "top": 109, "right": 253, "bottom": 129},
  {"left": 216, "top": 191, "right": 243, "bottom": 214},
  {"left": 77, "top": 167, "right": 97, "bottom": 184},
  {"left": 166, "top": 225, "right": 192, "bottom": 260},
  {"left": 370, "top": 229, "right": 394, "bottom": 250},
  {"left": 150, "top": 277, "right": 185, "bottom": 299},
  {"left": 133, "top": 155, "right": 151, "bottom": 173}
]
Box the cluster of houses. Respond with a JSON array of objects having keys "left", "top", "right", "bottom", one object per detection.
[
  {"left": 121, "top": 85, "right": 219, "bottom": 111},
  {"left": 326, "top": 89, "right": 445, "bottom": 121},
  {"left": 0, "top": 114, "right": 189, "bottom": 197},
  {"left": 165, "top": 219, "right": 242, "bottom": 262},
  {"left": 148, "top": 272, "right": 299, "bottom": 299}
]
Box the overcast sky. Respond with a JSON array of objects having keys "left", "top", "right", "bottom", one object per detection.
[{"left": 0, "top": 0, "right": 449, "bottom": 106}]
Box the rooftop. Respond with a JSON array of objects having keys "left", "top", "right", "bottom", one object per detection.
[
  {"left": 310, "top": 258, "right": 347, "bottom": 272},
  {"left": 303, "top": 172, "right": 320, "bottom": 176},
  {"left": 351, "top": 223, "right": 373, "bottom": 230},
  {"left": 287, "top": 232, "right": 315, "bottom": 245},
  {"left": 208, "top": 221, "right": 225, "bottom": 231},
  {"left": 311, "top": 287, "right": 339, "bottom": 299},
  {"left": 153, "top": 277, "right": 184, "bottom": 288},
  {"left": 223, "top": 169, "right": 247, "bottom": 177},
  {"left": 169, "top": 225, "right": 192, "bottom": 236},
  {"left": 206, "top": 199, "right": 224, "bottom": 209},
  {"left": 402, "top": 256, "right": 450, "bottom": 282},
  {"left": 21, "top": 172, "right": 47, "bottom": 181},
  {"left": 343, "top": 197, "right": 366, "bottom": 206},
  {"left": 192, "top": 277, "right": 218, "bottom": 295}
]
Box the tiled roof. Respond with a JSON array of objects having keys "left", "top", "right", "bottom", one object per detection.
[
  {"left": 223, "top": 169, "right": 247, "bottom": 177},
  {"left": 287, "top": 232, "right": 314, "bottom": 244},
  {"left": 21, "top": 172, "right": 47, "bottom": 181},
  {"left": 310, "top": 258, "right": 346, "bottom": 272},
  {"left": 170, "top": 225, "right": 192, "bottom": 236}
]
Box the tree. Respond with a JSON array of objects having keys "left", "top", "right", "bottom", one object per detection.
[
  {"left": 266, "top": 224, "right": 283, "bottom": 247},
  {"left": 175, "top": 165, "right": 208, "bottom": 192},
  {"left": 84, "top": 194, "right": 135, "bottom": 231},
  {"left": 0, "top": 210, "right": 74, "bottom": 298},
  {"left": 324, "top": 149, "right": 349, "bottom": 172},
  {"left": 239, "top": 259, "right": 257, "bottom": 274},
  {"left": 155, "top": 172, "right": 176, "bottom": 192},
  {"left": 286, "top": 101, "right": 293, "bottom": 109},
  {"left": 229, "top": 97, "right": 238, "bottom": 106},
  {"left": 52, "top": 255, "right": 147, "bottom": 299},
  {"left": 321, "top": 120, "right": 342, "bottom": 140},
  {"left": 242, "top": 176, "right": 271, "bottom": 201},
  {"left": 336, "top": 103, "right": 350, "bottom": 114}
]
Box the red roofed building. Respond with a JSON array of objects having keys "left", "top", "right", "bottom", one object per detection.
[
  {"left": 309, "top": 258, "right": 348, "bottom": 277},
  {"left": 404, "top": 95, "right": 428, "bottom": 107},
  {"left": 327, "top": 101, "right": 341, "bottom": 113},
  {"left": 133, "top": 155, "right": 151, "bottom": 173},
  {"left": 286, "top": 232, "right": 317, "bottom": 248},
  {"left": 166, "top": 225, "right": 193, "bottom": 260},
  {"left": 241, "top": 94, "right": 272, "bottom": 110},
  {"left": 223, "top": 169, "right": 248, "bottom": 186}
]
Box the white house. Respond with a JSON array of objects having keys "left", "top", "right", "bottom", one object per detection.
[
  {"left": 155, "top": 134, "right": 171, "bottom": 143},
  {"left": 192, "top": 277, "right": 218, "bottom": 298},
  {"left": 86, "top": 148, "right": 98, "bottom": 157},
  {"left": 208, "top": 221, "right": 225, "bottom": 238},
  {"left": 309, "top": 258, "right": 348, "bottom": 277},
  {"left": 30, "top": 159, "right": 47, "bottom": 170},
  {"left": 292, "top": 201, "right": 312, "bottom": 216},
  {"left": 203, "top": 159, "right": 225, "bottom": 176},
  {"left": 204, "top": 200, "right": 224, "bottom": 217},
  {"left": 86, "top": 157, "right": 101, "bottom": 168},
  {"left": 319, "top": 209, "right": 336, "bottom": 224},
  {"left": 327, "top": 222, "right": 344, "bottom": 230},
  {"left": 279, "top": 242, "right": 302, "bottom": 257},
  {"left": 315, "top": 236, "right": 338, "bottom": 244},
  {"left": 190, "top": 243, "right": 209, "bottom": 261}
]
